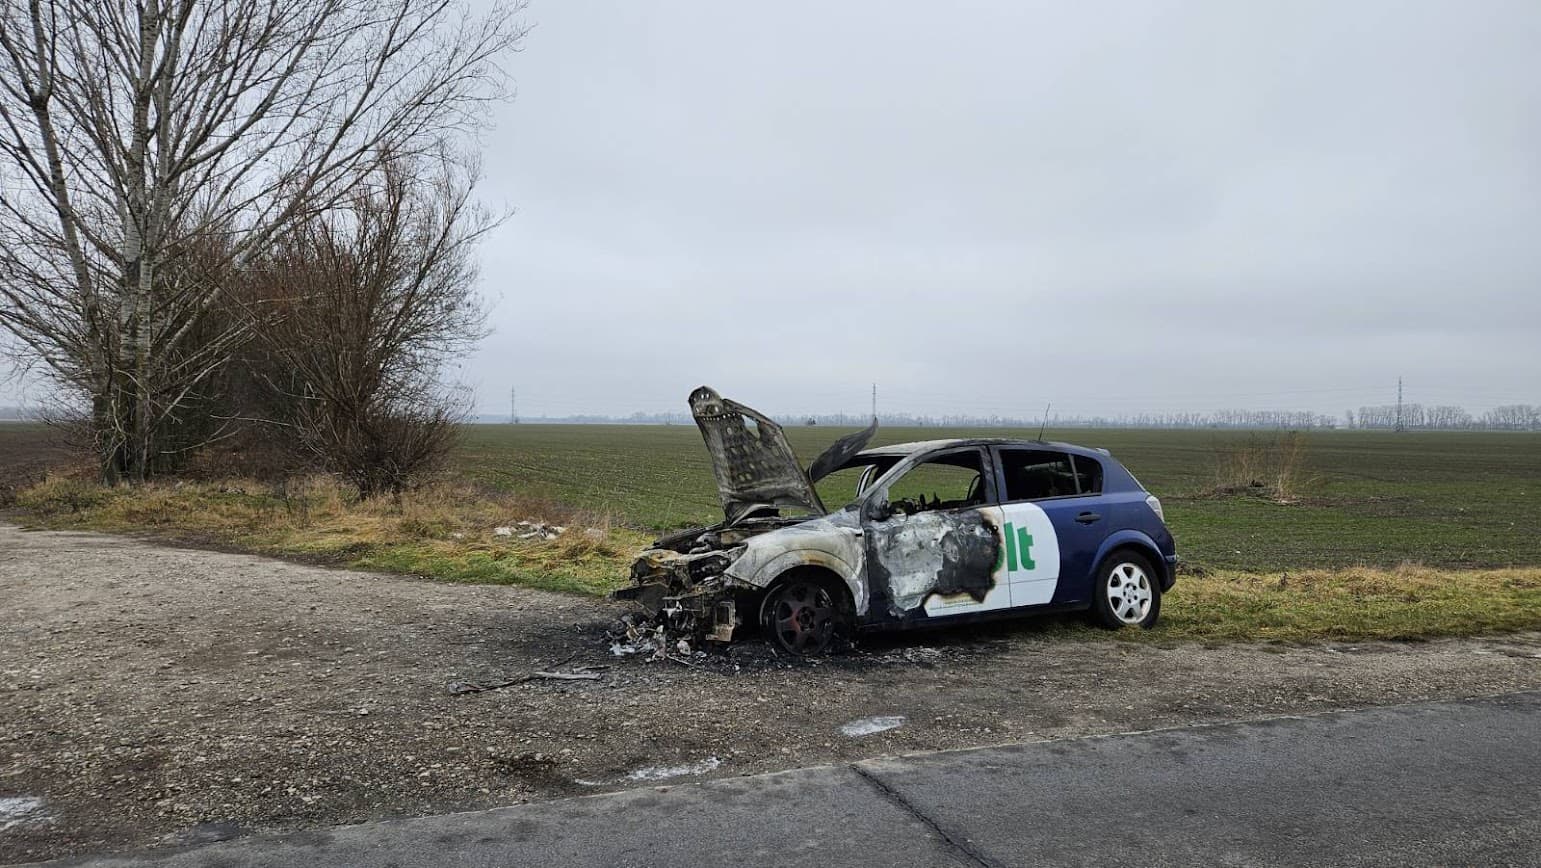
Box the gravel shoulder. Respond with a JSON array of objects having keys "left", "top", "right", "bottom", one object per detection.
[{"left": 4, "top": 523, "right": 1540, "bottom": 865}]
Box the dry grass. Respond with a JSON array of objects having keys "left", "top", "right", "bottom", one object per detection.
[
  {"left": 1209, "top": 430, "right": 1310, "bottom": 502},
  {"left": 1150, "top": 563, "right": 1541, "bottom": 643},
  {"left": 14, "top": 474, "right": 647, "bottom": 596}
]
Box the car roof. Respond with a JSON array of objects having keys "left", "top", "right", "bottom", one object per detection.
[{"left": 855, "top": 437, "right": 1113, "bottom": 460}]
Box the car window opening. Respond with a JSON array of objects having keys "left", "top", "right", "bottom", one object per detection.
[
  {"left": 1071, "top": 454, "right": 1104, "bottom": 494},
  {"left": 999, "top": 449, "right": 1086, "bottom": 500},
  {"left": 884, "top": 450, "right": 987, "bottom": 515}
]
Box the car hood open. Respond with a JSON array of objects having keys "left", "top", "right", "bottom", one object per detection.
[{"left": 688, "top": 386, "right": 877, "bottom": 524}]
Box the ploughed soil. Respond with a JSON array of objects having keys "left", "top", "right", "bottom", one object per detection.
[
  {"left": 4, "top": 524, "right": 1541, "bottom": 865},
  {"left": 0, "top": 426, "right": 73, "bottom": 509}
]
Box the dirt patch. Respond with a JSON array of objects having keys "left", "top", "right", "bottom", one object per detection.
[
  {"left": 3, "top": 523, "right": 1540, "bottom": 864},
  {"left": 0, "top": 425, "right": 77, "bottom": 509}
]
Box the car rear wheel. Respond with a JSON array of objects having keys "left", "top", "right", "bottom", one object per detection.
[
  {"left": 1092, "top": 552, "right": 1161, "bottom": 629},
  {"left": 761, "top": 577, "right": 843, "bottom": 656}
]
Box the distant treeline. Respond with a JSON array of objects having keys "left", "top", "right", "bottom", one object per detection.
[
  {"left": 483, "top": 403, "right": 1540, "bottom": 431},
  {"left": 1347, "top": 404, "right": 1540, "bottom": 431}
]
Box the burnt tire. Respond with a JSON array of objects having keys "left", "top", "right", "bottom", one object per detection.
[
  {"left": 760, "top": 576, "right": 845, "bottom": 656},
  {"left": 1092, "top": 551, "right": 1161, "bottom": 629}
]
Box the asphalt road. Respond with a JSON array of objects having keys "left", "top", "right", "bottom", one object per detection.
[{"left": 23, "top": 690, "right": 1540, "bottom": 868}]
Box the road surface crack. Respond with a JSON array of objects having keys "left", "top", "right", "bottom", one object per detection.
[{"left": 850, "top": 764, "right": 1003, "bottom": 868}]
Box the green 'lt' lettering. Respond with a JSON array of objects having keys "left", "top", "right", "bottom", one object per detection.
[
  {"left": 1001, "top": 522, "right": 1037, "bottom": 572},
  {"left": 1016, "top": 525, "right": 1035, "bottom": 570}
]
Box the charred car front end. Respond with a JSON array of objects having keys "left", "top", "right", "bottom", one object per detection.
[
  {"left": 614, "top": 522, "right": 769, "bottom": 643},
  {"left": 611, "top": 385, "right": 875, "bottom": 645}
]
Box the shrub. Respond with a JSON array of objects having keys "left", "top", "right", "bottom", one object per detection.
[{"left": 1210, "top": 430, "right": 1309, "bottom": 502}]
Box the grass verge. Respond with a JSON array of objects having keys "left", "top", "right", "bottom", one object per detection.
[
  {"left": 13, "top": 474, "right": 645, "bottom": 596},
  {"left": 1151, "top": 564, "right": 1541, "bottom": 643},
  {"left": 11, "top": 475, "right": 1541, "bottom": 644}
]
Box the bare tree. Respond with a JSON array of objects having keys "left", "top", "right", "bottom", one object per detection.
[
  {"left": 241, "top": 151, "right": 491, "bottom": 497},
  {"left": 0, "top": 0, "right": 525, "bottom": 482},
  {"left": 1484, "top": 404, "right": 1541, "bottom": 431}
]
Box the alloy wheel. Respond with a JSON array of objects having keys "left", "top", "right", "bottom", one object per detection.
[
  {"left": 1106, "top": 562, "right": 1153, "bottom": 625},
  {"left": 769, "top": 581, "right": 836, "bottom": 655}
]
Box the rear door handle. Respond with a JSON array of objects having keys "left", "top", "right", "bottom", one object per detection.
[{"left": 1075, "top": 511, "right": 1102, "bottom": 524}]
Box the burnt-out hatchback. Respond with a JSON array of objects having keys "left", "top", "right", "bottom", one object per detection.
[{"left": 614, "top": 387, "right": 1177, "bottom": 655}]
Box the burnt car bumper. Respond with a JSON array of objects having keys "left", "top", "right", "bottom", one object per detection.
[{"left": 611, "top": 548, "right": 751, "bottom": 643}]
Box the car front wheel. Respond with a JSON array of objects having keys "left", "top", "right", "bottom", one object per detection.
[
  {"left": 1093, "top": 552, "right": 1161, "bottom": 629},
  {"left": 761, "top": 577, "right": 844, "bottom": 656}
]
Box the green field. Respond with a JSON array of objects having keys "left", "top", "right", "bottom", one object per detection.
[{"left": 458, "top": 425, "right": 1541, "bottom": 572}]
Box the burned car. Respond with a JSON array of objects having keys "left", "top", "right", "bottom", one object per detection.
[{"left": 613, "top": 387, "right": 1177, "bottom": 655}]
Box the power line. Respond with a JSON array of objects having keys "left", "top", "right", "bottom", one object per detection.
[{"left": 1395, "top": 377, "right": 1405, "bottom": 433}]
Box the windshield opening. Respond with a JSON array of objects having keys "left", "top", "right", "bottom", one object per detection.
[{"left": 814, "top": 456, "right": 901, "bottom": 510}]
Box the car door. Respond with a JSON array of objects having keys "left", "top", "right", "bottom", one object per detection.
[
  {"left": 860, "top": 447, "right": 1014, "bottom": 621},
  {"left": 992, "top": 447, "right": 1113, "bottom": 607}
]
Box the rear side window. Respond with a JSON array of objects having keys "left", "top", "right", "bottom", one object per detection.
[
  {"left": 998, "top": 449, "right": 1078, "bottom": 501},
  {"left": 1071, "top": 455, "right": 1104, "bottom": 494}
]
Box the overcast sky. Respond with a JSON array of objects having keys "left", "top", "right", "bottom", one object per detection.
[{"left": 9, "top": 0, "right": 1539, "bottom": 421}]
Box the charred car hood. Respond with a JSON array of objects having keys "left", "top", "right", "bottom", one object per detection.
[{"left": 689, "top": 386, "right": 877, "bottom": 524}]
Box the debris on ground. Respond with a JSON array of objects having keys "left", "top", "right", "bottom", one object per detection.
[
  {"left": 448, "top": 666, "right": 607, "bottom": 695},
  {"left": 492, "top": 521, "right": 565, "bottom": 540},
  {"left": 840, "top": 716, "right": 907, "bottom": 737},
  {"left": 624, "top": 757, "right": 722, "bottom": 782},
  {"left": 0, "top": 796, "right": 48, "bottom": 833},
  {"left": 896, "top": 647, "right": 944, "bottom": 665},
  {"left": 607, "top": 617, "right": 667, "bottom": 659},
  {"left": 601, "top": 613, "right": 953, "bottom": 672},
  {"left": 605, "top": 614, "right": 703, "bottom": 666},
  {"left": 530, "top": 669, "right": 604, "bottom": 681}
]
